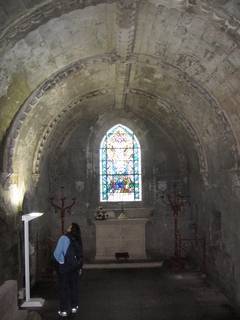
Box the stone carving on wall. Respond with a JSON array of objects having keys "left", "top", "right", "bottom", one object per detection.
[
  {"left": 149, "top": 0, "right": 240, "bottom": 43},
  {"left": 175, "top": 54, "right": 206, "bottom": 76},
  {"left": 116, "top": 0, "right": 138, "bottom": 59},
  {"left": 114, "top": 0, "right": 139, "bottom": 109}
]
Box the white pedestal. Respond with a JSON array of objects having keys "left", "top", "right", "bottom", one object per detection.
[
  {"left": 21, "top": 298, "right": 45, "bottom": 308},
  {"left": 95, "top": 218, "right": 148, "bottom": 260}
]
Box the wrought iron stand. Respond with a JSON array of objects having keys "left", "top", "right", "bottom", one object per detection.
[
  {"left": 50, "top": 186, "right": 76, "bottom": 234},
  {"left": 162, "top": 187, "right": 187, "bottom": 259}
]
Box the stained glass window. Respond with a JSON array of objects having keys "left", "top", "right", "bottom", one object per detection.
[{"left": 100, "top": 124, "right": 142, "bottom": 202}]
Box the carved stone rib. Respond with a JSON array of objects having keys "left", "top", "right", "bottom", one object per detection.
[{"left": 114, "top": 0, "right": 139, "bottom": 109}]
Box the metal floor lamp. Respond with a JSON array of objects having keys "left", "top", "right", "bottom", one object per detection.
[{"left": 21, "top": 212, "right": 45, "bottom": 308}]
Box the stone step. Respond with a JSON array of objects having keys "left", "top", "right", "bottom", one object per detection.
[{"left": 84, "top": 261, "right": 164, "bottom": 269}]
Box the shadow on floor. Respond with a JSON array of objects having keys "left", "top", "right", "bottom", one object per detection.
[{"left": 32, "top": 267, "right": 240, "bottom": 320}]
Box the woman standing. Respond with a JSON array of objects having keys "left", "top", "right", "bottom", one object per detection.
[{"left": 53, "top": 222, "right": 83, "bottom": 317}]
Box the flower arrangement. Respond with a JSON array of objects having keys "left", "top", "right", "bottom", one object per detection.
[{"left": 95, "top": 206, "right": 108, "bottom": 220}]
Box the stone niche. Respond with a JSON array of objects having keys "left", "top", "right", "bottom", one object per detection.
[{"left": 94, "top": 216, "right": 149, "bottom": 261}]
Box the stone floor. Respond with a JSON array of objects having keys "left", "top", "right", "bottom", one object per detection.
[{"left": 32, "top": 266, "right": 240, "bottom": 320}]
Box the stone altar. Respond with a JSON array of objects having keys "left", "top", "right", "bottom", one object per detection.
[{"left": 95, "top": 218, "right": 148, "bottom": 260}]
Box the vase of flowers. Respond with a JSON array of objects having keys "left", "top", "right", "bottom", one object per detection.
[{"left": 95, "top": 206, "right": 108, "bottom": 220}]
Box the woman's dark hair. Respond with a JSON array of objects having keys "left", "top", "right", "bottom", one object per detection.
[{"left": 70, "top": 222, "right": 81, "bottom": 241}]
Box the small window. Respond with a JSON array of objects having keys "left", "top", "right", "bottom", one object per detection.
[{"left": 100, "top": 124, "right": 142, "bottom": 202}]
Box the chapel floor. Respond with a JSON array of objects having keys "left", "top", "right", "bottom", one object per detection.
[{"left": 31, "top": 264, "right": 240, "bottom": 320}]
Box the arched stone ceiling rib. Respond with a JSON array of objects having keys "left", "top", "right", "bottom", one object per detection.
[
  {"left": 32, "top": 88, "right": 112, "bottom": 176},
  {"left": 1, "top": 0, "right": 240, "bottom": 53},
  {"left": 2, "top": 52, "right": 239, "bottom": 185},
  {"left": 31, "top": 89, "right": 207, "bottom": 181},
  {"left": 114, "top": 0, "right": 138, "bottom": 109},
  {"left": 128, "top": 90, "right": 208, "bottom": 173},
  {"left": 0, "top": 1, "right": 117, "bottom": 52},
  {"left": 2, "top": 54, "right": 116, "bottom": 173}
]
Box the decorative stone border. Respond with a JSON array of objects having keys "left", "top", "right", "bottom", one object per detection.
[
  {"left": 114, "top": 0, "right": 139, "bottom": 109},
  {"left": 33, "top": 88, "right": 111, "bottom": 175},
  {"left": 2, "top": 53, "right": 118, "bottom": 177},
  {"left": 129, "top": 88, "right": 209, "bottom": 186},
  {"left": 0, "top": 0, "right": 239, "bottom": 54},
  {"left": 0, "top": 0, "right": 116, "bottom": 52},
  {"left": 151, "top": 0, "right": 240, "bottom": 42},
  {"left": 33, "top": 86, "right": 208, "bottom": 185},
  {"left": 130, "top": 53, "right": 240, "bottom": 166},
  {"left": 3, "top": 52, "right": 239, "bottom": 189},
  {"left": 116, "top": 0, "right": 138, "bottom": 60}
]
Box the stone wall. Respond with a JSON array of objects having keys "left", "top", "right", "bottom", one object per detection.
[
  {"left": 0, "top": 193, "right": 19, "bottom": 286},
  {"left": 30, "top": 110, "right": 193, "bottom": 274},
  {"left": 1, "top": 0, "right": 240, "bottom": 308},
  {"left": 190, "top": 171, "right": 240, "bottom": 305}
]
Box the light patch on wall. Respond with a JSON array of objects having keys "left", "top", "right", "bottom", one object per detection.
[
  {"left": 9, "top": 182, "right": 25, "bottom": 210},
  {"left": 75, "top": 180, "right": 85, "bottom": 192}
]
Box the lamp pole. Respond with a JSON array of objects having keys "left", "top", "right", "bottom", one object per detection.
[
  {"left": 21, "top": 212, "right": 45, "bottom": 308},
  {"left": 23, "top": 217, "right": 30, "bottom": 302}
]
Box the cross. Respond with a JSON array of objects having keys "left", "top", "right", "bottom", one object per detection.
[{"left": 50, "top": 186, "right": 76, "bottom": 234}]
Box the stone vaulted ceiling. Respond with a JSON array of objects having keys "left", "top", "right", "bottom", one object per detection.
[{"left": 0, "top": 0, "right": 240, "bottom": 191}]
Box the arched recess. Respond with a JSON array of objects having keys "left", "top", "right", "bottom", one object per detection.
[
  {"left": 1, "top": 54, "right": 239, "bottom": 196},
  {"left": 31, "top": 92, "right": 207, "bottom": 188}
]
